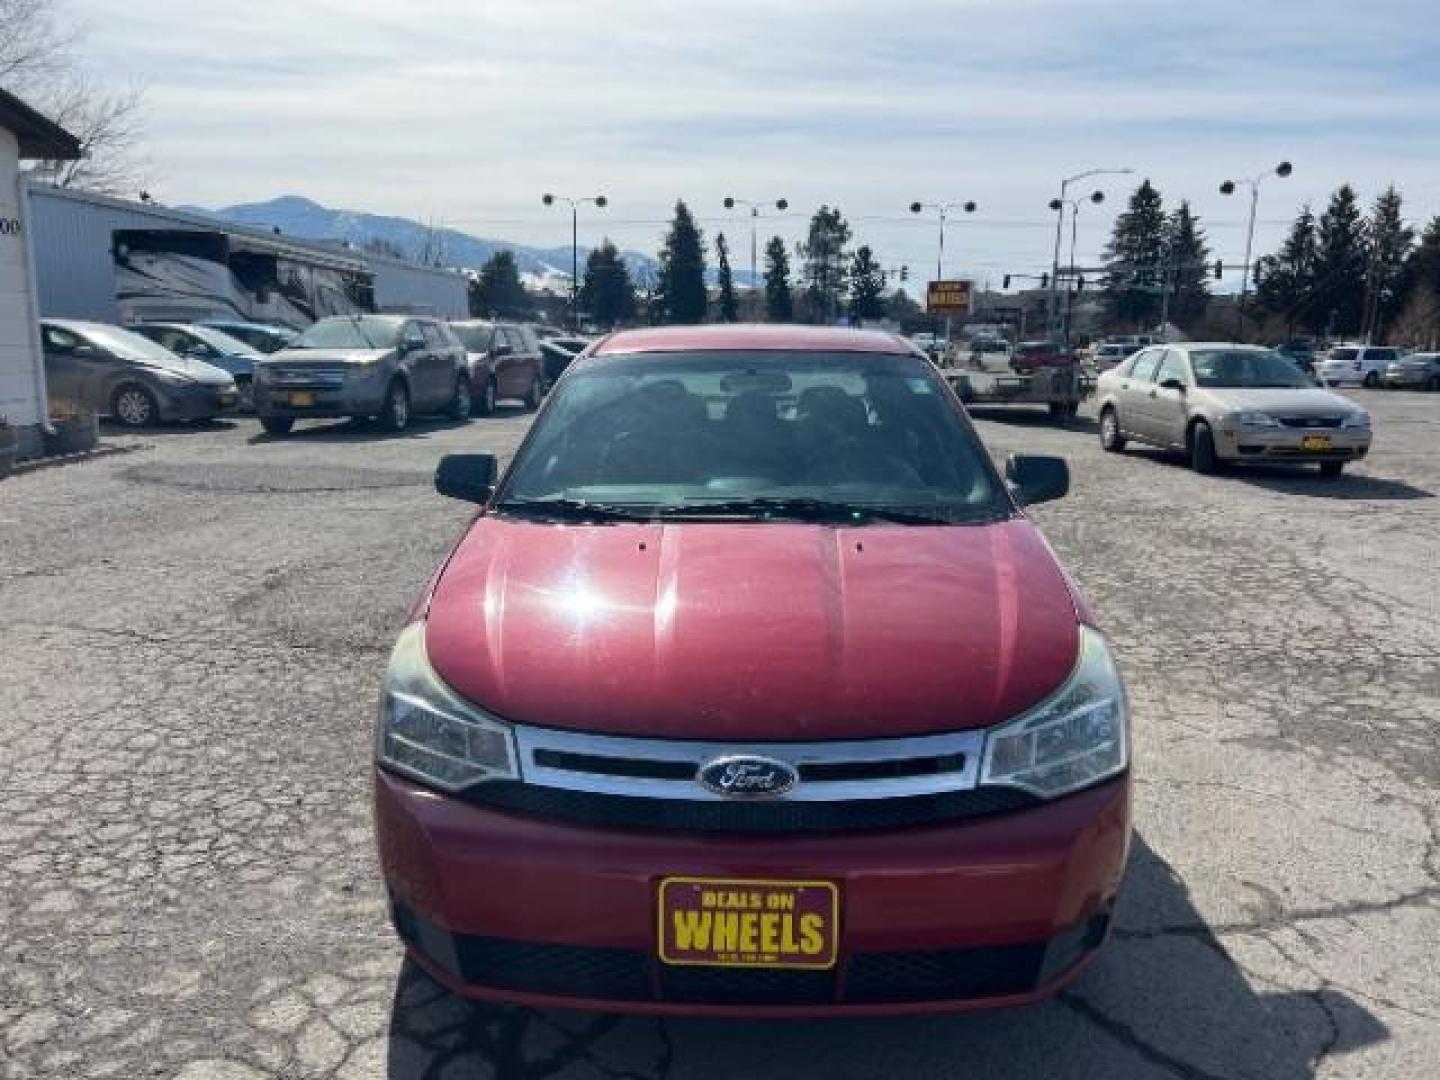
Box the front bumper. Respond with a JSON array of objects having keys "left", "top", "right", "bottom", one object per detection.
[
  {"left": 1215, "top": 424, "right": 1370, "bottom": 463},
  {"left": 253, "top": 376, "right": 387, "bottom": 420},
  {"left": 157, "top": 383, "right": 240, "bottom": 422},
  {"left": 375, "top": 769, "right": 1130, "bottom": 1016}
]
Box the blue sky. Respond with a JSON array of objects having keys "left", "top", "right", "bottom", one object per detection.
[{"left": 70, "top": 0, "right": 1440, "bottom": 288}]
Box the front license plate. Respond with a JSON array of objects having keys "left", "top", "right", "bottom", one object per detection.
[
  {"left": 218, "top": 392, "right": 238, "bottom": 407},
  {"left": 658, "top": 877, "right": 838, "bottom": 969},
  {"left": 287, "top": 391, "right": 316, "bottom": 407},
  {"left": 1300, "top": 435, "right": 1332, "bottom": 452}
]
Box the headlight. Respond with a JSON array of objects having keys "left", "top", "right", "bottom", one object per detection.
[
  {"left": 979, "top": 627, "right": 1128, "bottom": 799},
  {"left": 1234, "top": 410, "right": 1280, "bottom": 428},
  {"left": 376, "top": 622, "right": 518, "bottom": 791},
  {"left": 1341, "top": 411, "right": 1370, "bottom": 429}
]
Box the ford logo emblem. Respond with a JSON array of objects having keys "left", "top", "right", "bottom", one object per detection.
[{"left": 697, "top": 755, "right": 799, "bottom": 799}]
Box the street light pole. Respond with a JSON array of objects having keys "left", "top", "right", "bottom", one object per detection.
[
  {"left": 1048, "top": 167, "right": 1132, "bottom": 339},
  {"left": 1051, "top": 191, "right": 1104, "bottom": 348},
  {"left": 723, "top": 197, "right": 789, "bottom": 318},
  {"left": 909, "top": 200, "right": 976, "bottom": 352},
  {"left": 542, "top": 192, "right": 609, "bottom": 330},
  {"left": 1220, "top": 161, "right": 1292, "bottom": 340}
]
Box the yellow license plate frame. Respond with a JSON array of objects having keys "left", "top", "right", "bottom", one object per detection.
[
  {"left": 1300, "top": 434, "right": 1332, "bottom": 452},
  {"left": 657, "top": 877, "right": 839, "bottom": 970},
  {"left": 287, "top": 391, "right": 316, "bottom": 407}
]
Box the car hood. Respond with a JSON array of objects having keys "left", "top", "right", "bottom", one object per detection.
[
  {"left": 264, "top": 348, "right": 391, "bottom": 366},
  {"left": 424, "top": 517, "right": 1082, "bottom": 741},
  {"left": 1198, "top": 387, "right": 1359, "bottom": 414}
]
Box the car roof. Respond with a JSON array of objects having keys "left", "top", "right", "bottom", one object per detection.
[
  {"left": 591, "top": 324, "right": 912, "bottom": 357},
  {"left": 42, "top": 318, "right": 129, "bottom": 334}
]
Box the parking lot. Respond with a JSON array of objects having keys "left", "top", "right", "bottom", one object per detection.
[{"left": 2, "top": 388, "right": 1437, "bottom": 1080}]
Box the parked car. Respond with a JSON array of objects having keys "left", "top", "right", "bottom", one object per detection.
[
  {"left": 1095, "top": 343, "right": 1371, "bottom": 478},
  {"left": 40, "top": 319, "right": 239, "bottom": 427},
  {"left": 198, "top": 320, "right": 297, "bottom": 354},
  {"left": 1090, "top": 343, "right": 1136, "bottom": 372},
  {"left": 253, "top": 314, "right": 470, "bottom": 435},
  {"left": 374, "top": 324, "right": 1130, "bottom": 1016},
  {"left": 1382, "top": 352, "right": 1440, "bottom": 391},
  {"left": 130, "top": 322, "right": 263, "bottom": 408},
  {"left": 1011, "top": 340, "right": 1077, "bottom": 375},
  {"left": 1316, "top": 344, "right": 1402, "bottom": 387},
  {"left": 448, "top": 320, "right": 545, "bottom": 415},
  {"left": 537, "top": 334, "right": 592, "bottom": 383}
]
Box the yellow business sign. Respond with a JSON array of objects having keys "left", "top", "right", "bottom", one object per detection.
[{"left": 926, "top": 279, "right": 973, "bottom": 315}]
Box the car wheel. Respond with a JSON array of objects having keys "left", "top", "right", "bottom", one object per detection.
[
  {"left": 448, "top": 375, "right": 472, "bottom": 422},
  {"left": 1320, "top": 460, "right": 1345, "bottom": 480},
  {"left": 111, "top": 384, "right": 158, "bottom": 428},
  {"left": 1099, "top": 407, "right": 1127, "bottom": 453},
  {"left": 476, "top": 377, "right": 498, "bottom": 417},
  {"left": 1363, "top": 371, "right": 1379, "bottom": 388},
  {"left": 525, "top": 374, "right": 543, "bottom": 411},
  {"left": 1189, "top": 420, "right": 1219, "bottom": 474},
  {"left": 259, "top": 416, "right": 294, "bottom": 436},
  {"left": 378, "top": 380, "right": 410, "bottom": 433},
  {"left": 1428, "top": 375, "right": 1440, "bottom": 392}
]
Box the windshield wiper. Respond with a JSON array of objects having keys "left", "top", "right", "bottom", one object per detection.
[
  {"left": 654, "top": 497, "right": 953, "bottom": 525},
  {"left": 493, "top": 498, "right": 651, "bottom": 523}
]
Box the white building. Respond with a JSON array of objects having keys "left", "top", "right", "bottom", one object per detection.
[{"left": 0, "top": 91, "right": 80, "bottom": 458}]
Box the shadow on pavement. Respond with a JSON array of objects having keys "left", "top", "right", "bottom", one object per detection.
[
  {"left": 1118, "top": 446, "right": 1433, "bottom": 501},
  {"left": 101, "top": 418, "right": 240, "bottom": 436},
  {"left": 384, "top": 835, "right": 1387, "bottom": 1079},
  {"left": 244, "top": 413, "right": 524, "bottom": 446}
]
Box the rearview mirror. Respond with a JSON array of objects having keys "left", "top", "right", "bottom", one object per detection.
[
  {"left": 1005, "top": 454, "right": 1069, "bottom": 506},
  {"left": 435, "top": 454, "right": 498, "bottom": 504}
]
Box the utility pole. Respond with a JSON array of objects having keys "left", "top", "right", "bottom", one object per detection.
[{"left": 1048, "top": 167, "right": 1132, "bottom": 339}]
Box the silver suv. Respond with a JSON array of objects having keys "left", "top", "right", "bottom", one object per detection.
[{"left": 253, "top": 315, "right": 469, "bottom": 435}]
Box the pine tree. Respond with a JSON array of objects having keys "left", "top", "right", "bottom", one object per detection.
[
  {"left": 1101, "top": 180, "right": 1167, "bottom": 329},
  {"left": 1395, "top": 216, "right": 1440, "bottom": 347},
  {"left": 656, "top": 201, "right": 708, "bottom": 324},
  {"left": 469, "top": 251, "right": 530, "bottom": 318},
  {"left": 1254, "top": 205, "right": 1320, "bottom": 335},
  {"left": 577, "top": 239, "right": 637, "bottom": 328},
  {"left": 1313, "top": 185, "right": 1368, "bottom": 338},
  {"left": 1362, "top": 185, "right": 1414, "bottom": 340},
  {"left": 1162, "top": 201, "right": 1210, "bottom": 330},
  {"left": 715, "top": 232, "right": 739, "bottom": 322},
  {"left": 763, "top": 235, "right": 793, "bottom": 322},
  {"left": 799, "top": 206, "right": 852, "bottom": 323},
  {"left": 847, "top": 245, "right": 887, "bottom": 323}
]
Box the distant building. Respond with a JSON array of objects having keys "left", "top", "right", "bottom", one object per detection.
[{"left": 27, "top": 185, "right": 468, "bottom": 328}]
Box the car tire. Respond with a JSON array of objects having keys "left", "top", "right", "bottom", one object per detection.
[
  {"left": 1189, "top": 421, "right": 1220, "bottom": 474},
  {"left": 378, "top": 380, "right": 410, "bottom": 433},
  {"left": 525, "top": 374, "right": 543, "bottom": 412},
  {"left": 1099, "top": 407, "right": 1127, "bottom": 453},
  {"left": 1363, "top": 371, "right": 1379, "bottom": 388},
  {"left": 111, "top": 384, "right": 158, "bottom": 428},
  {"left": 447, "top": 375, "right": 472, "bottom": 422},
  {"left": 1428, "top": 375, "right": 1440, "bottom": 392},
  {"left": 476, "top": 377, "right": 498, "bottom": 417},
  {"left": 259, "top": 416, "right": 294, "bottom": 436},
  {"left": 1320, "top": 461, "right": 1344, "bottom": 480}
]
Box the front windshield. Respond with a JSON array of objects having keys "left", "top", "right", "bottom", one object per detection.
[
  {"left": 452, "top": 324, "right": 494, "bottom": 352},
  {"left": 289, "top": 316, "right": 401, "bottom": 350},
  {"left": 499, "top": 350, "right": 1008, "bottom": 523},
  {"left": 188, "top": 326, "right": 257, "bottom": 356},
  {"left": 82, "top": 325, "right": 191, "bottom": 366},
  {"left": 1191, "top": 349, "right": 1311, "bottom": 389}
]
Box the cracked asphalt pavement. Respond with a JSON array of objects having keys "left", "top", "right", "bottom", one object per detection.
[{"left": 2, "top": 390, "right": 1437, "bottom": 1079}]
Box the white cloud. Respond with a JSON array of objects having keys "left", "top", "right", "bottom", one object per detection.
[{"left": 65, "top": 0, "right": 1440, "bottom": 282}]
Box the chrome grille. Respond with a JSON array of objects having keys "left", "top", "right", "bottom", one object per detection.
[
  {"left": 513, "top": 725, "right": 985, "bottom": 802},
  {"left": 263, "top": 365, "right": 348, "bottom": 388}
]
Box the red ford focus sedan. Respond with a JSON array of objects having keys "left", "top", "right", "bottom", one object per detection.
[{"left": 374, "top": 325, "right": 1130, "bottom": 1016}]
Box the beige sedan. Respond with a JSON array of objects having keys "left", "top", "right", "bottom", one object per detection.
[{"left": 1094, "top": 343, "right": 1372, "bottom": 478}]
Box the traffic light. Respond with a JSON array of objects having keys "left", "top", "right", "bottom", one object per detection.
[
  {"left": 1003, "top": 274, "right": 1011, "bottom": 289},
  {"left": 900, "top": 265, "right": 909, "bottom": 282},
  {"left": 1040, "top": 273, "right": 1049, "bottom": 288},
  {"left": 1214, "top": 260, "right": 1224, "bottom": 279},
  {"left": 1076, "top": 276, "right": 1086, "bottom": 291}
]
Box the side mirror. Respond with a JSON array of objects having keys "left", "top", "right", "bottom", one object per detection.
[
  {"left": 1005, "top": 454, "right": 1069, "bottom": 506},
  {"left": 1159, "top": 378, "right": 1186, "bottom": 392},
  {"left": 435, "top": 454, "right": 498, "bottom": 504}
]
